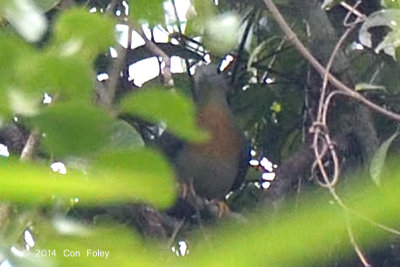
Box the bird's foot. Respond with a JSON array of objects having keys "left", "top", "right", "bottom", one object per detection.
[
  {"left": 179, "top": 180, "right": 196, "bottom": 199},
  {"left": 178, "top": 182, "right": 231, "bottom": 219},
  {"left": 206, "top": 199, "right": 231, "bottom": 218}
]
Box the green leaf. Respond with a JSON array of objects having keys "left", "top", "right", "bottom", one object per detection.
[
  {"left": 270, "top": 101, "right": 282, "bottom": 113},
  {"left": 185, "top": 1, "right": 238, "bottom": 55},
  {"left": 355, "top": 83, "right": 387, "bottom": 92},
  {"left": 381, "top": 0, "right": 400, "bottom": 9},
  {"left": 203, "top": 12, "right": 240, "bottom": 55},
  {"left": 8, "top": 89, "right": 41, "bottom": 116},
  {"left": 107, "top": 120, "right": 145, "bottom": 150},
  {"left": 0, "top": 0, "right": 47, "bottom": 42},
  {"left": 0, "top": 32, "right": 34, "bottom": 116},
  {"left": 247, "top": 41, "right": 267, "bottom": 72},
  {"left": 17, "top": 52, "right": 93, "bottom": 101},
  {"left": 0, "top": 32, "right": 32, "bottom": 84},
  {"left": 185, "top": 0, "right": 217, "bottom": 35},
  {"left": 0, "top": 150, "right": 175, "bottom": 207},
  {"left": 370, "top": 131, "right": 399, "bottom": 186},
  {"left": 359, "top": 9, "right": 400, "bottom": 59},
  {"left": 120, "top": 87, "right": 208, "bottom": 142},
  {"left": 129, "top": 0, "right": 164, "bottom": 26},
  {"left": 31, "top": 103, "right": 113, "bottom": 157},
  {"left": 92, "top": 149, "right": 176, "bottom": 208},
  {"left": 53, "top": 8, "right": 116, "bottom": 60}
]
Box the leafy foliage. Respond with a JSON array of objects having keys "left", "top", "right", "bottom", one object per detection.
[
  {"left": 0, "top": 0, "right": 400, "bottom": 266},
  {"left": 203, "top": 12, "right": 240, "bottom": 55},
  {"left": 53, "top": 8, "right": 116, "bottom": 61},
  {"left": 382, "top": 0, "right": 400, "bottom": 9},
  {"left": 0, "top": 32, "right": 35, "bottom": 116},
  {"left": 108, "top": 120, "right": 145, "bottom": 149},
  {"left": 186, "top": 0, "right": 218, "bottom": 35},
  {"left": 370, "top": 130, "right": 399, "bottom": 186},
  {"left": 120, "top": 87, "right": 208, "bottom": 142},
  {"left": 129, "top": 0, "right": 165, "bottom": 26},
  {"left": 0, "top": 154, "right": 175, "bottom": 207},
  {"left": 359, "top": 9, "right": 400, "bottom": 59},
  {"left": 19, "top": 53, "right": 93, "bottom": 101},
  {"left": 186, "top": 0, "right": 239, "bottom": 55},
  {"left": 0, "top": 0, "right": 47, "bottom": 42},
  {"left": 31, "top": 103, "right": 112, "bottom": 156},
  {"left": 10, "top": 170, "right": 400, "bottom": 266}
]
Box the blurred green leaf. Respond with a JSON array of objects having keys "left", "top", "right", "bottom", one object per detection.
[
  {"left": 186, "top": 0, "right": 217, "bottom": 35},
  {"left": 0, "top": 32, "right": 32, "bottom": 84},
  {"left": 0, "top": 0, "right": 47, "bottom": 42},
  {"left": 8, "top": 89, "right": 41, "bottom": 116},
  {"left": 31, "top": 103, "right": 113, "bottom": 156},
  {"left": 381, "top": 0, "right": 400, "bottom": 9},
  {"left": 0, "top": 151, "right": 175, "bottom": 207},
  {"left": 0, "top": 32, "right": 35, "bottom": 116},
  {"left": 17, "top": 52, "right": 93, "bottom": 101},
  {"left": 53, "top": 8, "right": 116, "bottom": 60},
  {"left": 176, "top": 174, "right": 400, "bottom": 267},
  {"left": 270, "top": 101, "right": 282, "bottom": 113},
  {"left": 129, "top": 0, "right": 164, "bottom": 26},
  {"left": 203, "top": 12, "right": 240, "bottom": 55},
  {"left": 369, "top": 131, "right": 399, "bottom": 186},
  {"left": 4, "top": 159, "right": 400, "bottom": 266},
  {"left": 39, "top": 223, "right": 167, "bottom": 266},
  {"left": 93, "top": 148, "right": 176, "bottom": 207},
  {"left": 120, "top": 87, "right": 208, "bottom": 142},
  {"left": 107, "top": 120, "right": 145, "bottom": 150},
  {"left": 186, "top": 1, "right": 240, "bottom": 55}
]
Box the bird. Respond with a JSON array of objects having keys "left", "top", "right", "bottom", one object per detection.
[{"left": 157, "top": 63, "right": 249, "bottom": 205}]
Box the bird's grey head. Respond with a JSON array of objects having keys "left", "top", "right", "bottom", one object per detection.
[{"left": 193, "top": 64, "right": 230, "bottom": 103}]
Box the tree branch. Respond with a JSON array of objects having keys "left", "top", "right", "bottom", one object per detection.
[{"left": 132, "top": 24, "right": 174, "bottom": 87}]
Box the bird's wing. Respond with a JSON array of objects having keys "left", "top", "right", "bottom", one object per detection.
[{"left": 230, "top": 138, "right": 250, "bottom": 191}]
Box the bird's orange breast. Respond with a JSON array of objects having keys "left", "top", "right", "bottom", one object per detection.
[{"left": 191, "top": 103, "right": 241, "bottom": 159}]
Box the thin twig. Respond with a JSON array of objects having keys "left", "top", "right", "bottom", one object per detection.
[
  {"left": 0, "top": 203, "right": 12, "bottom": 232},
  {"left": 231, "top": 9, "right": 256, "bottom": 85},
  {"left": 320, "top": 25, "right": 355, "bottom": 124},
  {"left": 105, "top": 0, "right": 119, "bottom": 13},
  {"left": 261, "top": 36, "right": 287, "bottom": 83},
  {"left": 341, "top": 1, "right": 366, "bottom": 23},
  {"left": 171, "top": 0, "right": 195, "bottom": 96},
  {"left": 20, "top": 130, "right": 39, "bottom": 161},
  {"left": 102, "top": 6, "right": 132, "bottom": 108},
  {"left": 345, "top": 214, "right": 371, "bottom": 267},
  {"left": 312, "top": 25, "right": 356, "bottom": 188},
  {"left": 106, "top": 39, "right": 129, "bottom": 106},
  {"left": 167, "top": 219, "right": 184, "bottom": 248}
]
